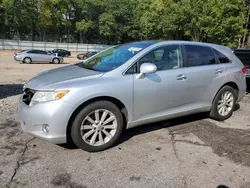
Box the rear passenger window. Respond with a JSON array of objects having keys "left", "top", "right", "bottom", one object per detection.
[
  {"left": 184, "top": 45, "right": 216, "bottom": 67},
  {"left": 214, "top": 49, "right": 230, "bottom": 63},
  {"left": 27, "top": 50, "right": 36, "bottom": 54}
]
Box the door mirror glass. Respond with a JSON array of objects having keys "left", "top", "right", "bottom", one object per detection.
[{"left": 140, "top": 63, "right": 157, "bottom": 74}]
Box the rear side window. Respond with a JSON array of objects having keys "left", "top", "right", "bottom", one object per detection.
[
  {"left": 184, "top": 45, "right": 216, "bottom": 67},
  {"left": 27, "top": 50, "right": 37, "bottom": 54},
  {"left": 214, "top": 49, "right": 230, "bottom": 63}
]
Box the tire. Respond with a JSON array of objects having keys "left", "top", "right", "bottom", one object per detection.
[
  {"left": 23, "top": 57, "right": 32, "bottom": 64},
  {"left": 209, "top": 86, "right": 237, "bottom": 121},
  {"left": 52, "top": 58, "right": 60, "bottom": 64},
  {"left": 71, "top": 101, "right": 124, "bottom": 152}
]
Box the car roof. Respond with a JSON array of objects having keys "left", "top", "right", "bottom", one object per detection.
[{"left": 123, "top": 40, "right": 230, "bottom": 49}]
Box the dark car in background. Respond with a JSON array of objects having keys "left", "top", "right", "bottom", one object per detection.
[
  {"left": 233, "top": 49, "right": 250, "bottom": 81},
  {"left": 77, "top": 52, "right": 97, "bottom": 60},
  {"left": 51, "top": 49, "right": 71, "bottom": 57},
  {"left": 233, "top": 49, "right": 250, "bottom": 91}
]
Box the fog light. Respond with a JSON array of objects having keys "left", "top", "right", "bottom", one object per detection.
[{"left": 42, "top": 124, "right": 49, "bottom": 133}]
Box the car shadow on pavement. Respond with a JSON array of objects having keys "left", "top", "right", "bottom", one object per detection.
[
  {"left": 116, "top": 112, "right": 209, "bottom": 147},
  {"left": 60, "top": 113, "right": 210, "bottom": 150},
  {"left": 61, "top": 102, "right": 243, "bottom": 151},
  {"left": 0, "top": 84, "right": 23, "bottom": 99}
]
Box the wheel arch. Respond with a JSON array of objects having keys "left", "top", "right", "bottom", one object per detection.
[
  {"left": 212, "top": 81, "right": 239, "bottom": 104},
  {"left": 66, "top": 96, "right": 128, "bottom": 144}
]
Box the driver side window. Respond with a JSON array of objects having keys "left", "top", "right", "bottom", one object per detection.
[{"left": 138, "top": 45, "right": 183, "bottom": 71}]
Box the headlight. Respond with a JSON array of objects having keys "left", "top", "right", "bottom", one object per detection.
[{"left": 30, "top": 90, "right": 69, "bottom": 106}]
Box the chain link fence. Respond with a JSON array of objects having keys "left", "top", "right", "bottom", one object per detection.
[{"left": 0, "top": 39, "right": 110, "bottom": 52}]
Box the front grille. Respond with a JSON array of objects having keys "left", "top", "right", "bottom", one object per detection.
[{"left": 23, "top": 88, "right": 35, "bottom": 105}]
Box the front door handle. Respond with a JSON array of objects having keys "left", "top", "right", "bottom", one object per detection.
[
  {"left": 177, "top": 74, "right": 187, "bottom": 80},
  {"left": 215, "top": 69, "right": 223, "bottom": 74}
]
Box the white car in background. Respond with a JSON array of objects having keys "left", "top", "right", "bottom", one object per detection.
[{"left": 14, "top": 49, "right": 63, "bottom": 64}]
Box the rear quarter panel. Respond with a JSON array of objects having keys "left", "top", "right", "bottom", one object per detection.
[{"left": 211, "top": 45, "right": 246, "bottom": 102}]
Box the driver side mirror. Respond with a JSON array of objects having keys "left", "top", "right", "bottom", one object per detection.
[{"left": 137, "top": 63, "right": 157, "bottom": 79}]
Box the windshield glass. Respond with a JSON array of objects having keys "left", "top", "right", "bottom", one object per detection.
[{"left": 77, "top": 41, "right": 157, "bottom": 72}]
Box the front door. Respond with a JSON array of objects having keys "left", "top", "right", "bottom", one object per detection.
[
  {"left": 37, "top": 50, "right": 50, "bottom": 63},
  {"left": 133, "top": 45, "right": 189, "bottom": 121}
]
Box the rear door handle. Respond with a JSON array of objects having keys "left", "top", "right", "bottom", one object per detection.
[
  {"left": 215, "top": 69, "right": 223, "bottom": 74},
  {"left": 177, "top": 74, "right": 187, "bottom": 80}
]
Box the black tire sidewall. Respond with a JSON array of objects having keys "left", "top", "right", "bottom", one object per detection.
[
  {"left": 210, "top": 86, "right": 237, "bottom": 121},
  {"left": 71, "top": 101, "right": 124, "bottom": 152}
]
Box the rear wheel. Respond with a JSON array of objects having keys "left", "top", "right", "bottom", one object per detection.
[
  {"left": 209, "top": 86, "right": 237, "bottom": 121},
  {"left": 52, "top": 58, "right": 60, "bottom": 64},
  {"left": 71, "top": 101, "right": 124, "bottom": 152},
  {"left": 23, "top": 57, "right": 32, "bottom": 64}
]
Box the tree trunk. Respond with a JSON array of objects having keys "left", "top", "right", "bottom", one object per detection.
[
  {"left": 238, "top": 38, "right": 241, "bottom": 48},
  {"left": 242, "top": 5, "right": 250, "bottom": 48},
  {"left": 247, "top": 35, "right": 250, "bottom": 48}
]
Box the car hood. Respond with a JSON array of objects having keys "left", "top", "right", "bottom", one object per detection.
[{"left": 26, "top": 64, "right": 104, "bottom": 90}]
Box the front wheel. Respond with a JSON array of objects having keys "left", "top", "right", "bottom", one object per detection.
[
  {"left": 209, "top": 86, "right": 237, "bottom": 121},
  {"left": 71, "top": 101, "right": 124, "bottom": 152}
]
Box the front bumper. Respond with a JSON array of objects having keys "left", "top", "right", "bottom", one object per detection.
[{"left": 18, "top": 96, "right": 76, "bottom": 144}]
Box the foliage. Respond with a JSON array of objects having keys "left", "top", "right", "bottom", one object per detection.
[{"left": 0, "top": 0, "right": 249, "bottom": 47}]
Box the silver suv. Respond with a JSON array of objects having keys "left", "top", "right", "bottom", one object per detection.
[
  {"left": 18, "top": 41, "right": 246, "bottom": 152},
  {"left": 14, "top": 49, "right": 63, "bottom": 64}
]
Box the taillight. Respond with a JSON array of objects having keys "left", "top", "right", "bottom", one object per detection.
[
  {"left": 242, "top": 66, "right": 247, "bottom": 74},
  {"left": 14, "top": 52, "right": 19, "bottom": 56}
]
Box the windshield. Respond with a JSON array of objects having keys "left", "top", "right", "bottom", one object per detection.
[{"left": 77, "top": 41, "right": 157, "bottom": 72}]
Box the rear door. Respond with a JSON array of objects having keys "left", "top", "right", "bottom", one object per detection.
[
  {"left": 182, "top": 45, "right": 226, "bottom": 106},
  {"left": 27, "top": 50, "right": 39, "bottom": 62}
]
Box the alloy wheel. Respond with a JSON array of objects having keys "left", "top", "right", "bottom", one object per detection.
[
  {"left": 80, "top": 109, "right": 117, "bottom": 146},
  {"left": 217, "top": 91, "right": 234, "bottom": 116}
]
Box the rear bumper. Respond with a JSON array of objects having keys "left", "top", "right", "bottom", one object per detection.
[
  {"left": 14, "top": 56, "right": 22, "bottom": 61},
  {"left": 237, "top": 77, "right": 247, "bottom": 102}
]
